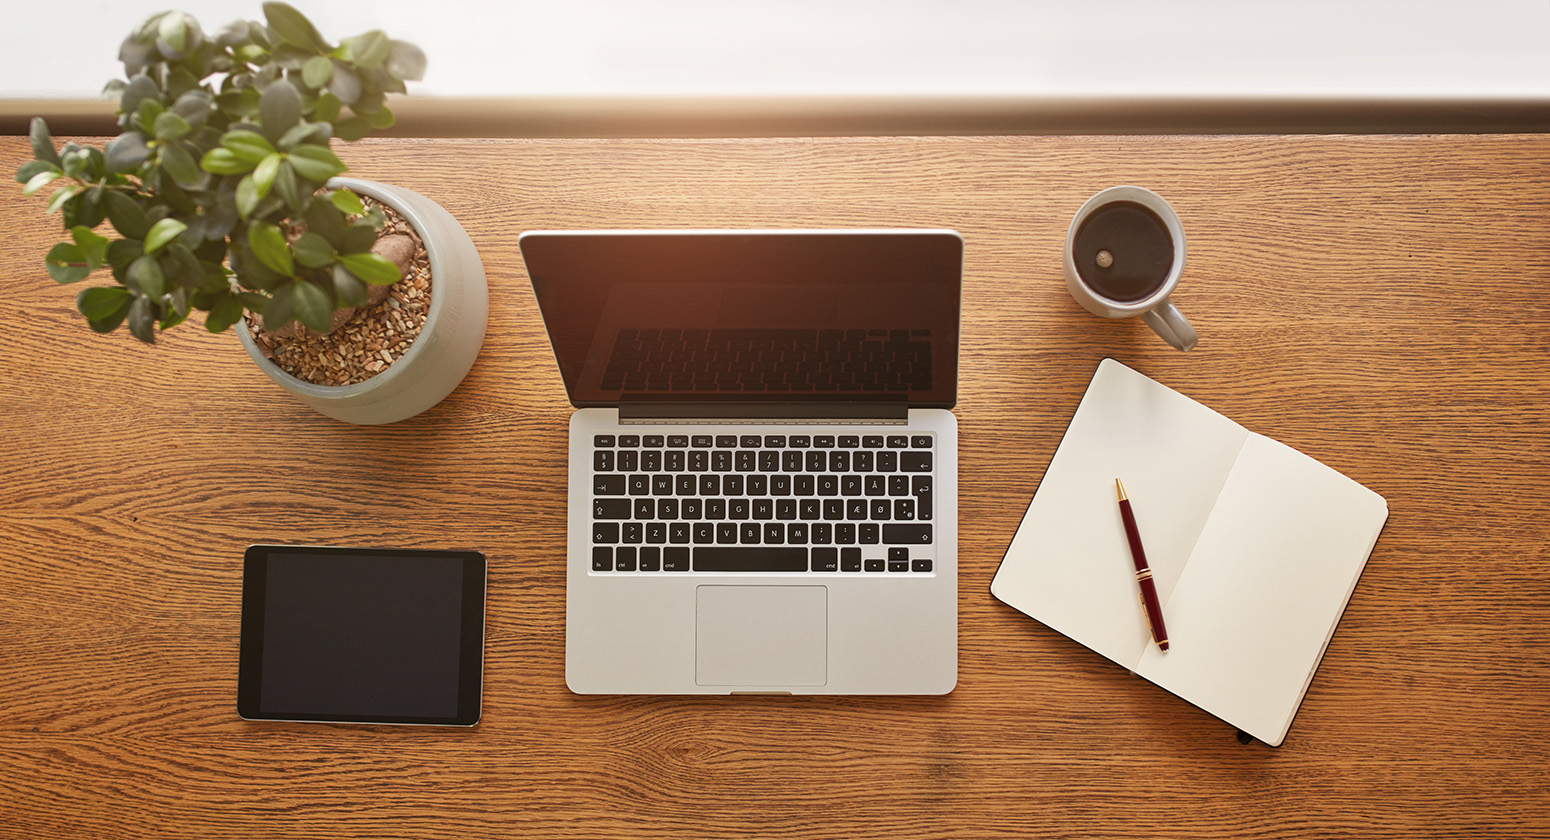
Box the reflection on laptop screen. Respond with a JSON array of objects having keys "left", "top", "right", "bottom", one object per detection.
[{"left": 522, "top": 231, "right": 962, "bottom": 408}]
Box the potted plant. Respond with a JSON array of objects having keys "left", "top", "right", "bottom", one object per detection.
[{"left": 14, "top": 3, "right": 486, "bottom": 424}]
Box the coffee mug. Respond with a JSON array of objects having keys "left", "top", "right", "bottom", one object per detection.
[{"left": 1064, "top": 186, "right": 1197, "bottom": 351}]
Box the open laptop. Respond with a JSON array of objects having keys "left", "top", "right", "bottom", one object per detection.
[{"left": 520, "top": 229, "right": 961, "bottom": 694}]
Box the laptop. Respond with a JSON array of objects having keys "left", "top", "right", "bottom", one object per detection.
[{"left": 520, "top": 229, "right": 961, "bottom": 694}]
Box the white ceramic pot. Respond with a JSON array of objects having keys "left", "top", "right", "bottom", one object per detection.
[{"left": 236, "top": 177, "right": 488, "bottom": 424}]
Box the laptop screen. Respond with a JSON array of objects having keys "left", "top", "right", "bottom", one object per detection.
[{"left": 521, "top": 230, "right": 962, "bottom": 409}]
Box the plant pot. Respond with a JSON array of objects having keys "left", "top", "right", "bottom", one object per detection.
[{"left": 236, "top": 177, "right": 488, "bottom": 424}]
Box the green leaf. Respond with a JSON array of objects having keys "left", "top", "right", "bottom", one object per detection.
[
  {"left": 313, "top": 91, "right": 342, "bottom": 124},
  {"left": 44, "top": 185, "right": 83, "bottom": 215},
  {"left": 46, "top": 243, "right": 92, "bottom": 283},
  {"left": 221, "top": 129, "right": 276, "bottom": 163},
  {"left": 156, "top": 11, "right": 202, "bottom": 60},
  {"left": 78, "top": 286, "right": 134, "bottom": 322},
  {"left": 340, "top": 30, "right": 390, "bottom": 69},
  {"left": 292, "top": 232, "right": 336, "bottom": 268},
  {"left": 252, "top": 152, "right": 283, "bottom": 199},
  {"left": 272, "top": 160, "right": 301, "bottom": 211},
  {"left": 158, "top": 142, "right": 203, "bottom": 188},
  {"left": 103, "top": 131, "right": 151, "bottom": 174},
  {"left": 334, "top": 116, "right": 370, "bottom": 142},
  {"left": 277, "top": 120, "right": 329, "bottom": 151},
  {"left": 386, "top": 40, "right": 428, "bottom": 82},
  {"left": 259, "top": 79, "right": 303, "bottom": 142},
  {"left": 201, "top": 147, "right": 254, "bottom": 175},
  {"left": 262, "top": 283, "right": 294, "bottom": 329},
  {"left": 339, "top": 252, "right": 399, "bottom": 286},
  {"left": 22, "top": 169, "right": 59, "bottom": 195},
  {"left": 302, "top": 55, "right": 334, "bottom": 88},
  {"left": 153, "top": 111, "right": 191, "bottom": 142},
  {"left": 263, "top": 2, "right": 331, "bottom": 52},
  {"left": 332, "top": 263, "right": 367, "bottom": 307},
  {"left": 170, "top": 89, "right": 213, "bottom": 127},
  {"left": 329, "top": 187, "right": 365, "bottom": 216},
  {"left": 128, "top": 254, "right": 167, "bottom": 298},
  {"left": 286, "top": 143, "right": 347, "bottom": 183},
  {"left": 127, "top": 295, "right": 156, "bottom": 342},
  {"left": 340, "top": 223, "right": 379, "bottom": 254},
  {"left": 205, "top": 293, "right": 245, "bottom": 333},
  {"left": 291, "top": 279, "right": 334, "bottom": 332},
  {"left": 248, "top": 221, "right": 295, "bottom": 276},
  {"left": 71, "top": 226, "right": 110, "bottom": 269},
  {"left": 362, "top": 104, "right": 395, "bottom": 130},
  {"left": 236, "top": 174, "right": 261, "bottom": 219},
  {"left": 16, "top": 158, "right": 59, "bottom": 184},
  {"left": 327, "top": 65, "right": 361, "bottom": 105},
  {"left": 144, "top": 218, "right": 188, "bottom": 254},
  {"left": 135, "top": 98, "right": 165, "bottom": 137},
  {"left": 30, "top": 118, "right": 62, "bottom": 166},
  {"left": 103, "top": 191, "right": 150, "bottom": 239},
  {"left": 120, "top": 75, "right": 160, "bottom": 118}
]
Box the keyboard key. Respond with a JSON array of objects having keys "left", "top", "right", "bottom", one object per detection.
[
  {"left": 764, "top": 523, "right": 784, "bottom": 543},
  {"left": 715, "top": 435, "right": 738, "bottom": 447},
  {"left": 593, "top": 435, "right": 616, "bottom": 447},
  {"left": 594, "top": 450, "right": 614, "bottom": 471},
  {"left": 592, "top": 523, "right": 619, "bottom": 543},
  {"left": 669, "top": 522, "right": 690, "bottom": 543},
  {"left": 894, "top": 499, "right": 915, "bottom": 520},
  {"left": 911, "top": 435, "right": 933, "bottom": 449},
  {"left": 594, "top": 499, "right": 632, "bottom": 519},
  {"left": 882, "top": 523, "right": 932, "bottom": 544},
  {"left": 618, "top": 450, "right": 638, "bottom": 471},
  {"left": 790, "top": 435, "right": 811, "bottom": 448},
  {"left": 901, "top": 452, "right": 933, "bottom": 472},
  {"left": 716, "top": 523, "right": 737, "bottom": 544},
  {"left": 912, "top": 558, "right": 933, "bottom": 572},
  {"left": 619, "top": 435, "right": 640, "bottom": 447},
  {"left": 592, "top": 547, "right": 612, "bottom": 571},
  {"left": 811, "top": 547, "right": 839, "bottom": 572},
  {"left": 886, "top": 435, "right": 908, "bottom": 448},
  {"left": 638, "top": 547, "right": 660, "bottom": 571},
  {"left": 692, "top": 434, "right": 713, "bottom": 447},
  {"left": 877, "top": 451, "right": 897, "bottom": 472},
  {"left": 764, "top": 435, "right": 787, "bottom": 448},
  {"left": 841, "top": 547, "right": 862, "bottom": 571},
  {"left": 667, "top": 435, "right": 689, "bottom": 447},
  {"left": 740, "top": 434, "right": 762, "bottom": 448},
  {"left": 889, "top": 475, "right": 910, "bottom": 496},
  {"left": 837, "top": 435, "right": 859, "bottom": 448},
  {"left": 862, "top": 435, "right": 884, "bottom": 448},
  {"left": 814, "top": 435, "right": 836, "bottom": 447},
  {"left": 864, "top": 557, "right": 885, "bottom": 572},
  {"left": 870, "top": 499, "right": 891, "bottom": 520},
  {"left": 628, "top": 475, "right": 650, "bottom": 495},
  {"left": 693, "top": 523, "right": 714, "bottom": 543},
  {"left": 662, "top": 547, "right": 690, "bottom": 572},
  {"left": 623, "top": 522, "right": 643, "bottom": 544},
  {"left": 615, "top": 547, "right": 638, "bottom": 572},
  {"left": 740, "top": 523, "right": 762, "bottom": 543},
  {"left": 694, "top": 547, "right": 809, "bottom": 572},
  {"left": 594, "top": 474, "right": 626, "bottom": 495},
  {"left": 859, "top": 524, "right": 879, "bottom": 544}
]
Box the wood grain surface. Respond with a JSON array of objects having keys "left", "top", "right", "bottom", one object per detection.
[{"left": 1, "top": 134, "right": 1547, "bottom": 840}]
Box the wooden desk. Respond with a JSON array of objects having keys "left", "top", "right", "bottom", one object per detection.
[{"left": 2, "top": 135, "right": 1547, "bottom": 839}]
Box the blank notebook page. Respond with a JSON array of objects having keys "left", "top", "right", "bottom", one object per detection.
[{"left": 1135, "top": 433, "right": 1389, "bottom": 745}]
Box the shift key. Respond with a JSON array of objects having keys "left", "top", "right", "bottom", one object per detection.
[{"left": 882, "top": 524, "right": 932, "bottom": 544}]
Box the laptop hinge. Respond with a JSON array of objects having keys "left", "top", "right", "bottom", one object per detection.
[{"left": 617, "top": 401, "right": 908, "bottom": 425}]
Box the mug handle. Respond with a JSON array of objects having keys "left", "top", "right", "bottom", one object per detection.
[{"left": 1141, "top": 300, "right": 1198, "bottom": 351}]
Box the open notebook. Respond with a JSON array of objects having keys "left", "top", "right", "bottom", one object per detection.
[{"left": 991, "top": 359, "right": 1388, "bottom": 746}]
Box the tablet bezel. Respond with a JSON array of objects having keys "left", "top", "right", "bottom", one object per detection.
[{"left": 237, "top": 544, "right": 486, "bottom": 727}]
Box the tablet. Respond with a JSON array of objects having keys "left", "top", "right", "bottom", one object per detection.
[{"left": 237, "top": 545, "right": 486, "bottom": 726}]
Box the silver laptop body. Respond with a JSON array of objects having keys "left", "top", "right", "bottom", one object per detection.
[{"left": 521, "top": 229, "right": 961, "bottom": 694}]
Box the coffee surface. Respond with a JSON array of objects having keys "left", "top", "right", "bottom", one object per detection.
[{"left": 1072, "top": 201, "right": 1175, "bottom": 302}]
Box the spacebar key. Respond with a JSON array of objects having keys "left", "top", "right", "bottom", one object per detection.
[{"left": 694, "top": 547, "right": 809, "bottom": 572}]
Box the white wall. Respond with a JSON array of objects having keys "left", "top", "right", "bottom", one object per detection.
[{"left": 3, "top": 0, "right": 1548, "bottom": 101}]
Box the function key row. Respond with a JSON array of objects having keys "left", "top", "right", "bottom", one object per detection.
[
  {"left": 594, "top": 434, "right": 933, "bottom": 449},
  {"left": 593, "top": 449, "right": 932, "bottom": 475}
]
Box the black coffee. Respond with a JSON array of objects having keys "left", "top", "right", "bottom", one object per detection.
[{"left": 1071, "top": 200, "right": 1175, "bottom": 302}]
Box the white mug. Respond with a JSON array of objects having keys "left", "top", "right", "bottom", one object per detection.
[{"left": 1064, "top": 186, "right": 1197, "bottom": 351}]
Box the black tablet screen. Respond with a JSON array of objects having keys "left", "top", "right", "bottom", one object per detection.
[{"left": 238, "top": 545, "right": 485, "bottom": 726}]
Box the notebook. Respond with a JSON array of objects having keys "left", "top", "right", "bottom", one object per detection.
[
  {"left": 520, "top": 230, "right": 962, "bottom": 695},
  {"left": 991, "top": 359, "right": 1388, "bottom": 745}
]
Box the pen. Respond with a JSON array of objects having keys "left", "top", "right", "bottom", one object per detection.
[{"left": 1116, "top": 479, "right": 1169, "bottom": 652}]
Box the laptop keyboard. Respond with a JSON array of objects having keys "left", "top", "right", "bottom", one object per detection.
[{"left": 590, "top": 432, "right": 936, "bottom": 574}]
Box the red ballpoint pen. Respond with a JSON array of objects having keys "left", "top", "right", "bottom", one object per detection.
[{"left": 1116, "top": 479, "right": 1169, "bottom": 652}]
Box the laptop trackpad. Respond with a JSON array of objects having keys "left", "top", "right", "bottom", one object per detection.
[{"left": 696, "top": 586, "right": 827, "bottom": 687}]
